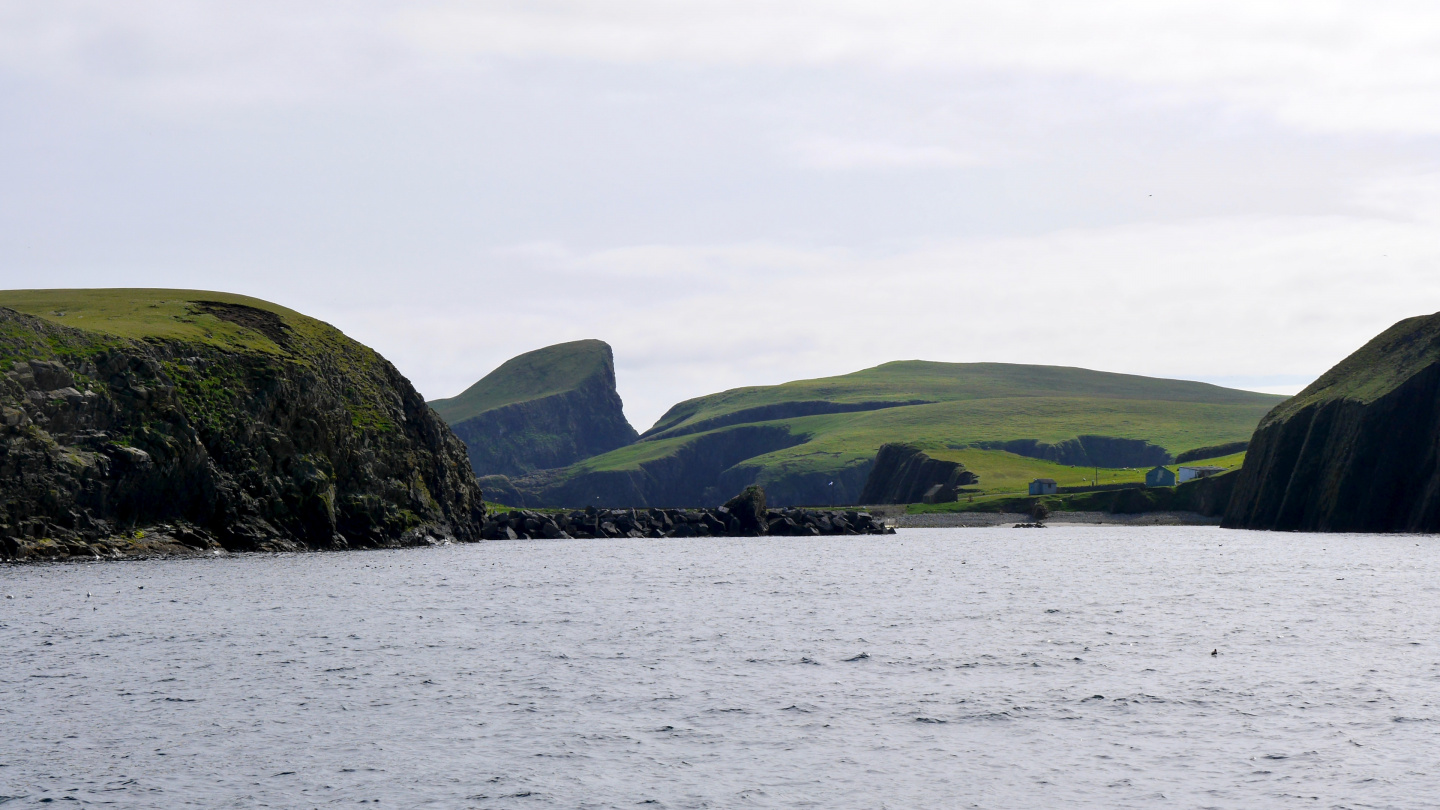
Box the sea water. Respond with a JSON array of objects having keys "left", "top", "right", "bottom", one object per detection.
[{"left": 3, "top": 527, "right": 1439, "bottom": 809}]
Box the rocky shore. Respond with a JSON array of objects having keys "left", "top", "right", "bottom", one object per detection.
[{"left": 481, "top": 505, "right": 895, "bottom": 540}]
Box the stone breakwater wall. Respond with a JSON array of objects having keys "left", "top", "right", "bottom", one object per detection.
[{"left": 481, "top": 506, "right": 895, "bottom": 540}]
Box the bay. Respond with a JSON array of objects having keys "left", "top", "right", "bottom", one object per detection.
[{"left": 2, "top": 527, "right": 1437, "bottom": 808}]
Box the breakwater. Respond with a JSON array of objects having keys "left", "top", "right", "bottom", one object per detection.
[{"left": 480, "top": 505, "right": 895, "bottom": 540}]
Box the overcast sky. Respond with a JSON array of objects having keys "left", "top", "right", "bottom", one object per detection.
[{"left": 3, "top": 1, "right": 1439, "bottom": 430}]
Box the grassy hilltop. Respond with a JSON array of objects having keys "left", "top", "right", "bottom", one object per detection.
[
  {"left": 507, "top": 361, "right": 1284, "bottom": 507},
  {"left": 431, "top": 339, "right": 616, "bottom": 425},
  {"left": 1226, "top": 311, "right": 1440, "bottom": 532},
  {"left": 428, "top": 339, "right": 639, "bottom": 477}
]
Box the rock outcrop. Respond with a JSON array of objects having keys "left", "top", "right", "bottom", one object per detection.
[
  {"left": 0, "top": 291, "right": 485, "bottom": 560},
  {"left": 499, "top": 423, "right": 810, "bottom": 508},
  {"left": 1175, "top": 441, "right": 1248, "bottom": 463},
  {"left": 968, "top": 435, "right": 1172, "bottom": 468},
  {"left": 1225, "top": 312, "right": 1440, "bottom": 532},
  {"left": 858, "top": 443, "right": 979, "bottom": 504},
  {"left": 429, "top": 339, "right": 638, "bottom": 477},
  {"left": 480, "top": 499, "right": 894, "bottom": 540}
]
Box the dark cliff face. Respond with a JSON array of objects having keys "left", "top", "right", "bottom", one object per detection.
[
  {"left": 1224, "top": 312, "right": 1440, "bottom": 532},
  {"left": 970, "top": 435, "right": 1171, "bottom": 467},
  {"left": 431, "top": 339, "right": 638, "bottom": 477},
  {"left": 0, "top": 301, "right": 484, "bottom": 559},
  {"left": 504, "top": 424, "right": 806, "bottom": 509},
  {"left": 858, "top": 444, "right": 978, "bottom": 504},
  {"left": 446, "top": 370, "right": 638, "bottom": 476}
]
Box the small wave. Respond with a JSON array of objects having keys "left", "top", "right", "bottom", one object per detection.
[
  {"left": 914, "top": 717, "right": 947, "bottom": 724},
  {"left": 844, "top": 652, "right": 870, "bottom": 662}
]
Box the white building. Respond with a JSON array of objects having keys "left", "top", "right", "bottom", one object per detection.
[{"left": 1177, "top": 465, "right": 1226, "bottom": 483}]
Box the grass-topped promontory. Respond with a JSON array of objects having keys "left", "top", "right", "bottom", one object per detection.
[
  {"left": 0, "top": 288, "right": 400, "bottom": 432},
  {"left": 430, "top": 339, "right": 616, "bottom": 425}
]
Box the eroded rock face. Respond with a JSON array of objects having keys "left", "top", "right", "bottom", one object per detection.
[
  {"left": 0, "top": 307, "right": 484, "bottom": 560},
  {"left": 858, "top": 444, "right": 979, "bottom": 505},
  {"left": 1224, "top": 312, "right": 1440, "bottom": 533},
  {"left": 445, "top": 370, "right": 638, "bottom": 476},
  {"left": 430, "top": 339, "right": 639, "bottom": 478},
  {"left": 969, "top": 435, "right": 1171, "bottom": 468}
]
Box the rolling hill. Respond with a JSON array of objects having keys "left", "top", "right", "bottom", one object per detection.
[{"left": 500, "top": 361, "right": 1285, "bottom": 508}]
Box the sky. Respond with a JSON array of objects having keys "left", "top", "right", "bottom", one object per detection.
[{"left": 2, "top": 1, "right": 1439, "bottom": 431}]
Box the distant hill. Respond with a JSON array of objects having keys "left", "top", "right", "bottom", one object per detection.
[
  {"left": 502, "top": 361, "right": 1285, "bottom": 508},
  {"left": 1226, "top": 311, "right": 1440, "bottom": 532},
  {"left": 429, "top": 339, "right": 638, "bottom": 477}
]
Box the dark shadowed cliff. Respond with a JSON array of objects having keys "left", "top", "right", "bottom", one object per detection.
[
  {"left": 429, "top": 339, "right": 638, "bottom": 477},
  {"left": 1225, "top": 311, "right": 1440, "bottom": 532},
  {"left": 858, "top": 443, "right": 979, "bottom": 504},
  {"left": 0, "top": 290, "right": 485, "bottom": 560}
]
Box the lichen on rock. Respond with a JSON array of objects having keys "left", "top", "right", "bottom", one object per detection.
[{"left": 0, "top": 291, "right": 485, "bottom": 560}]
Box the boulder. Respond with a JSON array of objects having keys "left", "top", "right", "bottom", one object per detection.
[{"left": 722, "top": 485, "right": 768, "bottom": 533}]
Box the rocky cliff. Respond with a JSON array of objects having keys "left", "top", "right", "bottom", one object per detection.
[
  {"left": 499, "top": 423, "right": 808, "bottom": 508},
  {"left": 429, "top": 339, "right": 638, "bottom": 477},
  {"left": 1225, "top": 311, "right": 1440, "bottom": 532},
  {"left": 0, "top": 290, "right": 485, "bottom": 560},
  {"left": 968, "top": 435, "right": 1172, "bottom": 467},
  {"left": 858, "top": 443, "right": 979, "bottom": 504}
]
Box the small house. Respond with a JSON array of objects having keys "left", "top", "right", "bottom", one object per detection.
[
  {"left": 1177, "top": 465, "right": 1226, "bottom": 483},
  {"left": 1028, "top": 478, "right": 1058, "bottom": 496},
  {"left": 1145, "top": 466, "right": 1176, "bottom": 487}
]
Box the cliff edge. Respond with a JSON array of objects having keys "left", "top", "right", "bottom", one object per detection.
[
  {"left": 0, "top": 289, "right": 485, "bottom": 560},
  {"left": 1225, "top": 311, "right": 1440, "bottom": 532},
  {"left": 429, "top": 339, "right": 638, "bottom": 477}
]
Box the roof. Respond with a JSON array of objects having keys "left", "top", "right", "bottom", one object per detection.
[
  {"left": 1179, "top": 465, "right": 1227, "bottom": 472},
  {"left": 1032, "top": 478, "right": 1057, "bottom": 484}
]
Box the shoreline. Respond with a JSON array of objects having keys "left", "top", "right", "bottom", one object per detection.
[{"left": 890, "top": 510, "right": 1223, "bottom": 528}]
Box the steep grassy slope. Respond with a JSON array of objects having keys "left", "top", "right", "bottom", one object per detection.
[
  {"left": 503, "top": 361, "right": 1281, "bottom": 508},
  {"left": 0, "top": 289, "right": 485, "bottom": 559},
  {"left": 1226, "top": 311, "right": 1440, "bottom": 532},
  {"left": 428, "top": 339, "right": 638, "bottom": 476}
]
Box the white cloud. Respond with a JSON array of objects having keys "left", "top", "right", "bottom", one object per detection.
[
  {"left": 4, "top": 2, "right": 1440, "bottom": 134},
  {"left": 395, "top": 0, "right": 1440, "bottom": 134},
  {"left": 792, "top": 136, "right": 981, "bottom": 170}
]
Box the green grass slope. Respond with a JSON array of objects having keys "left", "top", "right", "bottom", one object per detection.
[
  {"left": 1261, "top": 312, "right": 1440, "bottom": 426},
  {"left": 0, "top": 288, "right": 400, "bottom": 430},
  {"left": 0, "top": 288, "right": 314, "bottom": 352},
  {"left": 646, "top": 361, "right": 1278, "bottom": 440},
  {"left": 515, "top": 361, "right": 1283, "bottom": 507},
  {"left": 430, "top": 339, "right": 615, "bottom": 424}
]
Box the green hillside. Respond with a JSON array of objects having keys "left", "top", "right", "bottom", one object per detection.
[
  {"left": 646, "top": 361, "right": 1277, "bottom": 440},
  {"left": 506, "top": 361, "right": 1284, "bottom": 508},
  {"left": 0, "top": 288, "right": 322, "bottom": 353},
  {"left": 430, "top": 339, "right": 615, "bottom": 424},
  {"left": 1261, "top": 312, "right": 1440, "bottom": 425}
]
